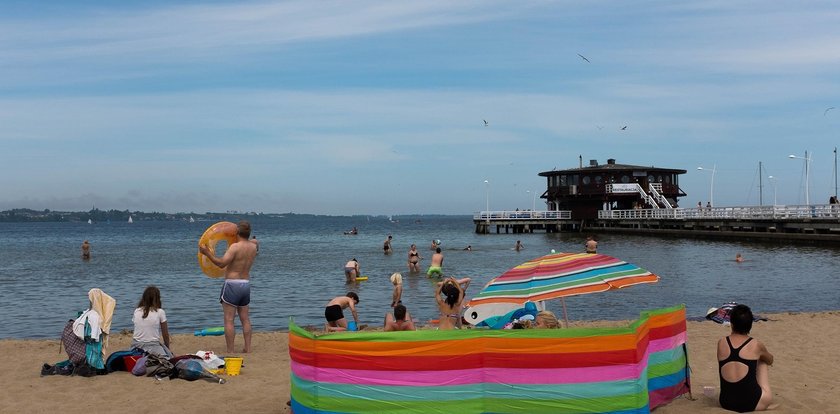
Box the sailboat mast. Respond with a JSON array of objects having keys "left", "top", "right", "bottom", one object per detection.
[
  {"left": 835, "top": 147, "right": 838, "bottom": 198},
  {"left": 759, "top": 161, "right": 763, "bottom": 206}
]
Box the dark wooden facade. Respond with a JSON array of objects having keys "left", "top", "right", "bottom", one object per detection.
[{"left": 539, "top": 159, "right": 687, "bottom": 220}]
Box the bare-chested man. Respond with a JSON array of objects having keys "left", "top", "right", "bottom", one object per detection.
[
  {"left": 81, "top": 240, "right": 91, "bottom": 260},
  {"left": 325, "top": 292, "right": 360, "bottom": 331},
  {"left": 199, "top": 220, "right": 257, "bottom": 353},
  {"left": 585, "top": 236, "right": 598, "bottom": 254},
  {"left": 427, "top": 247, "right": 444, "bottom": 277}
]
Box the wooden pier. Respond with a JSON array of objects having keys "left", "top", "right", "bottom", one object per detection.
[
  {"left": 474, "top": 205, "right": 840, "bottom": 243},
  {"left": 474, "top": 210, "right": 574, "bottom": 234}
]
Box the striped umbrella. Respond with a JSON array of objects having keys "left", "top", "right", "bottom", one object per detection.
[{"left": 463, "top": 252, "right": 659, "bottom": 326}]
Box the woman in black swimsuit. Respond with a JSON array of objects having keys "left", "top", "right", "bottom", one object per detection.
[
  {"left": 717, "top": 304, "right": 775, "bottom": 412},
  {"left": 407, "top": 244, "right": 421, "bottom": 272}
]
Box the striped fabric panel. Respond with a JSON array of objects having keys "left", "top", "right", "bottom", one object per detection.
[{"left": 289, "top": 305, "right": 689, "bottom": 414}]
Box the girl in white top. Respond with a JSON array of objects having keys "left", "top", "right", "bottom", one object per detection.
[{"left": 132, "top": 286, "right": 173, "bottom": 357}]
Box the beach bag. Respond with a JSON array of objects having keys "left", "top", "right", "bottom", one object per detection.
[
  {"left": 144, "top": 354, "right": 175, "bottom": 378},
  {"left": 132, "top": 356, "right": 148, "bottom": 376},
  {"left": 60, "top": 320, "right": 86, "bottom": 365},
  {"left": 105, "top": 348, "right": 146, "bottom": 372}
]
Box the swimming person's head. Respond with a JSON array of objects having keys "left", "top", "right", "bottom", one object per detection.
[
  {"left": 347, "top": 292, "right": 359, "bottom": 305},
  {"left": 730, "top": 304, "right": 754, "bottom": 334},
  {"left": 138, "top": 286, "right": 162, "bottom": 318},
  {"left": 390, "top": 272, "right": 402, "bottom": 285},
  {"left": 436, "top": 247, "right": 441, "bottom": 253},
  {"left": 536, "top": 310, "right": 560, "bottom": 329},
  {"left": 237, "top": 220, "right": 251, "bottom": 238},
  {"left": 441, "top": 280, "right": 460, "bottom": 307},
  {"left": 394, "top": 304, "right": 407, "bottom": 320}
]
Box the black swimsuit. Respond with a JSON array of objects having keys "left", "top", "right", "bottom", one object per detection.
[{"left": 719, "top": 337, "right": 762, "bottom": 413}]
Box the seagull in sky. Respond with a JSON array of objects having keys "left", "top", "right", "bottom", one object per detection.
[
  {"left": 483, "top": 119, "right": 489, "bottom": 126},
  {"left": 825, "top": 107, "right": 835, "bottom": 116},
  {"left": 620, "top": 125, "right": 628, "bottom": 130},
  {"left": 596, "top": 125, "right": 604, "bottom": 130},
  {"left": 577, "top": 53, "right": 590, "bottom": 63}
]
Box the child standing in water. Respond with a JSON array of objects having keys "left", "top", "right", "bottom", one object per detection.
[{"left": 390, "top": 272, "right": 403, "bottom": 307}]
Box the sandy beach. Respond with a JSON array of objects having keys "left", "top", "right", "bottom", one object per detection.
[{"left": 3, "top": 311, "right": 836, "bottom": 414}]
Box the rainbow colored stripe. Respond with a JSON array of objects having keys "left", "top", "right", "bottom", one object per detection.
[
  {"left": 289, "top": 304, "right": 689, "bottom": 413},
  {"left": 469, "top": 253, "right": 660, "bottom": 306}
]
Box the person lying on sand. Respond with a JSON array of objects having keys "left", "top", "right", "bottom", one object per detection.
[{"left": 384, "top": 304, "right": 415, "bottom": 331}]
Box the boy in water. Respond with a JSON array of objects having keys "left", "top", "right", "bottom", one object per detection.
[{"left": 325, "top": 292, "right": 360, "bottom": 331}]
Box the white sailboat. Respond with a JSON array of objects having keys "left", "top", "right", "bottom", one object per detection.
[
  {"left": 87, "top": 219, "right": 92, "bottom": 224},
  {"left": 189, "top": 216, "right": 195, "bottom": 223},
  {"left": 128, "top": 216, "right": 133, "bottom": 223}
]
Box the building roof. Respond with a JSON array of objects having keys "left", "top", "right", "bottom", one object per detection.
[{"left": 538, "top": 159, "right": 687, "bottom": 176}]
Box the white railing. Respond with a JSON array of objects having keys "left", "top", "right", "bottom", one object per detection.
[
  {"left": 648, "top": 184, "right": 673, "bottom": 208},
  {"left": 598, "top": 205, "right": 840, "bottom": 220},
  {"left": 475, "top": 210, "right": 572, "bottom": 221},
  {"left": 606, "top": 183, "right": 659, "bottom": 208}
]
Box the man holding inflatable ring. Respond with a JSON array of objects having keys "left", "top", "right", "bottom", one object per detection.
[{"left": 199, "top": 220, "right": 257, "bottom": 353}]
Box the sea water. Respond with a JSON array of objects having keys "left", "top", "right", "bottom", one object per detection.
[{"left": 1, "top": 215, "right": 838, "bottom": 338}]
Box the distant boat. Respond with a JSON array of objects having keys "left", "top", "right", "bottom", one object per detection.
[
  {"left": 128, "top": 216, "right": 133, "bottom": 223},
  {"left": 87, "top": 219, "right": 92, "bottom": 224},
  {"left": 189, "top": 216, "right": 195, "bottom": 223}
]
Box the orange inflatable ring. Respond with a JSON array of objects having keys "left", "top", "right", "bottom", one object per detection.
[{"left": 197, "top": 221, "right": 238, "bottom": 278}]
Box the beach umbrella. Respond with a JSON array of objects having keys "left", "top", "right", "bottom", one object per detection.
[{"left": 463, "top": 252, "right": 659, "bottom": 326}]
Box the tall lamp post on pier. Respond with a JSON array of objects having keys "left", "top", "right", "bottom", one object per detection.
[
  {"left": 788, "top": 151, "right": 811, "bottom": 206},
  {"left": 768, "top": 176, "right": 778, "bottom": 206},
  {"left": 484, "top": 180, "right": 490, "bottom": 223},
  {"left": 697, "top": 164, "right": 716, "bottom": 207},
  {"left": 526, "top": 190, "right": 537, "bottom": 211}
]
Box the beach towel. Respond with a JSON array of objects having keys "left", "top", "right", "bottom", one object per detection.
[
  {"left": 706, "top": 302, "right": 768, "bottom": 324},
  {"left": 88, "top": 288, "right": 116, "bottom": 356},
  {"left": 88, "top": 288, "right": 116, "bottom": 337},
  {"left": 84, "top": 320, "right": 105, "bottom": 370}
]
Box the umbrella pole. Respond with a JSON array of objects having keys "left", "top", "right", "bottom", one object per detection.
[{"left": 561, "top": 297, "right": 570, "bottom": 328}]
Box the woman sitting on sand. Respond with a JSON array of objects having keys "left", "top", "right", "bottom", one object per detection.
[
  {"left": 435, "top": 277, "right": 466, "bottom": 330},
  {"left": 717, "top": 304, "right": 775, "bottom": 412},
  {"left": 131, "top": 286, "right": 173, "bottom": 358}
]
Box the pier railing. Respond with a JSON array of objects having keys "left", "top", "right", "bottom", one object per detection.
[
  {"left": 598, "top": 205, "right": 840, "bottom": 220},
  {"left": 474, "top": 210, "right": 572, "bottom": 221}
]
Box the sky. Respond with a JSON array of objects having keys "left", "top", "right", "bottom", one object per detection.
[{"left": 2, "top": 1, "right": 839, "bottom": 215}]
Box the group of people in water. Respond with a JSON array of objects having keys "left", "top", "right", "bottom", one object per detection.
[{"left": 324, "top": 233, "right": 572, "bottom": 334}]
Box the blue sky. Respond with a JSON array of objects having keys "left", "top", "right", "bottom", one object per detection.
[{"left": 2, "top": 1, "right": 839, "bottom": 214}]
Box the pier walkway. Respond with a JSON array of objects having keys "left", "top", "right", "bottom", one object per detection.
[{"left": 474, "top": 205, "right": 840, "bottom": 242}]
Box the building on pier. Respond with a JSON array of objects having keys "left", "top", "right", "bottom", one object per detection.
[{"left": 538, "top": 158, "right": 687, "bottom": 220}]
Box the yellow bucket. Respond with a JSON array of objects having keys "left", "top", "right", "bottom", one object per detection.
[{"left": 224, "top": 357, "right": 243, "bottom": 376}]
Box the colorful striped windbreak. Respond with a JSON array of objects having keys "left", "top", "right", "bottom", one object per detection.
[{"left": 289, "top": 304, "right": 690, "bottom": 414}]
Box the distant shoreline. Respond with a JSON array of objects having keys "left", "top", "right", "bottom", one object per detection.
[{"left": 0, "top": 208, "right": 465, "bottom": 223}]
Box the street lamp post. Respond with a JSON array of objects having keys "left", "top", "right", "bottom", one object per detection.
[
  {"left": 768, "top": 176, "right": 778, "bottom": 206},
  {"left": 484, "top": 180, "right": 490, "bottom": 222},
  {"left": 526, "top": 190, "right": 537, "bottom": 211},
  {"left": 788, "top": 151, "right": 811, "bottom": 205},
  {"left": 697, "top": 165, "right": 716, "bottom": 207}
]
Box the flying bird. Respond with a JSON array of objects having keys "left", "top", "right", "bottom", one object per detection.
[
  {"left": 483, "top": 119, "right": 489, "bottom": 126},
  {"left": 596, "top": 125, "right": 604, "bottom": 130},
  {"left": 620, "top": 126, "right": 628, "bottom": 130},
  {"left": 577, "top": 53, "right": 590, "bottom": 63},
  {"left": 825, "top": 107, "right": 835, "bottom": 116}
]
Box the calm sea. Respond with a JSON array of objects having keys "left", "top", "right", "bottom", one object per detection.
[{"left": 2, "top": 215, "right": 838, "bottom": 339}]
